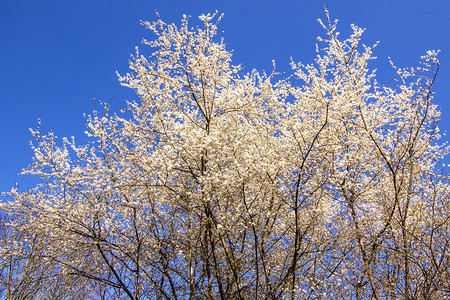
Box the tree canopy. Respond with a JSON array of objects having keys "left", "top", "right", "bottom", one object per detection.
[{"left": 1, "top": 11, "right": 449, "bottom": 299}]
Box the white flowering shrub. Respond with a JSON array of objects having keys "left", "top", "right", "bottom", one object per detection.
[{"left": 1, "top": 11, "right": 449, "bottom": 299}]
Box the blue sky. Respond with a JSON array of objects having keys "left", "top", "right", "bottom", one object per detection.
[{"left": 1, "top": 0, "right": 449, "bottom": 193}]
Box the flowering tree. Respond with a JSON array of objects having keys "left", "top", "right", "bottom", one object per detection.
[{"left": 1, "top": 11, "right": 449, "bottom": 299}]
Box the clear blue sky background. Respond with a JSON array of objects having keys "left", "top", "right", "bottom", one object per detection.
[{"left": 1, "top": 0, "right": 449, "bottom": 193}]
